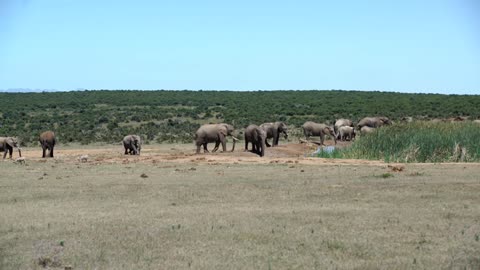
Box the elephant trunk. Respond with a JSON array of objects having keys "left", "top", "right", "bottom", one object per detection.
[
  {"left": 230, "top": 136, "right": 239, "bottom": 152},
  {"left": 260, "top": 138, "right": 266, "bottom": 157},
  {"left": 17, "top": 148, "right": 22, "bottom": 157}
]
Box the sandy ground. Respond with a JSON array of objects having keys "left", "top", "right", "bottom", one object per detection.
[
  {"left": 12, "top": 140, "right": 480, "bottom": 168},
  {"left": 12, "top": 141, "right": 394, "bottom": 166}
]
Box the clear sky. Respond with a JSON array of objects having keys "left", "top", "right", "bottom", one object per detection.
[{"left": 0, "top": 0, "right": 479, "bottom": 94}]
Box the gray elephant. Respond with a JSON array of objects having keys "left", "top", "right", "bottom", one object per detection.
[
  {"left": 302, "top": 121, "right": 337, "bottom": 145},
  {"left": 123, "top": 135, "right": 142, "bottom": 155},
  {"left": 39, "top": 131, "right": 56, "bottom": 158},
  {"left": 194, "top": 123, "right": 238, "bottom": 154},
  {"left": 338, "top": 126, "right": 356, "bottom": 141},
  {"left": 0, "top": 137, "right": 22, "bottom": 159},
  {"left": 259, "top": 122, "right": 288, "bottom": 147},
  {"left": 244, "top": 124, "right": 267, "bottom": 157},
  {"left": 334, "top": 119, "right": 354, "bottom": 139},
  {"left": 357, "top": 116, "right": 392, "bottom": 129},
  {"left": 360, "top": 126, "right": 375, "bottom": 135}
]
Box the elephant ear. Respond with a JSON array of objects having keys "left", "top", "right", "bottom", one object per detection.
[
  {"left": 6, "top": 138, "right": 15, "bottom": 147},
  {"left": 219, "top": 129, "right": 228, "bottom": 136}
]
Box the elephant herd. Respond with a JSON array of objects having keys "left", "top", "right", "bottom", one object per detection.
[
  {"left": 194, "top": 116, "right": 392, "bottom": 157},
  {"left": 194, "top": 122, "right": 289, "bottom": 157},
  {"left": 0, "top": 116, "right": 392, "bottom": 160}
]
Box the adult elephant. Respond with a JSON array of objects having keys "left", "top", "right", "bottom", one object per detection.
[
  {"left": 123, "top": 135, "right": 142, "bottom": 155},
  {"left": 302, "top": 121, "right": 337, "bottom": 145},
  {"left": 357, "top": 116, "right": 392, "bottom": 129},
  {"left": 0, "top": 137, "right": 22, "bottom": 159},
  {"left": 39, "top": 131, "right": 56, "bottom": 158},
  {"left": 259, "top": 122, "right": 288, "bottom": 147},
  {"left": 338, "top": 126, "right": 356, "bottom": 141},
  {"left": 244, "top": 124, "right": 267, "bottom": 157},
  {"left": 334, "top": 119, "right": 354, "bottom": 140},
  {"left": 195, "top": 123, "right": 239, "bottom": 154}
]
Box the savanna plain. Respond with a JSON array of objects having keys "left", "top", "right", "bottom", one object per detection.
[{"left": 1, "top": 143, "right": 479, "bottom": 269}]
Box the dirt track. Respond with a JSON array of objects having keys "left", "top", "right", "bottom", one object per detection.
[{"left": 11, "top": 141, "right": 393, "bottom": 166}]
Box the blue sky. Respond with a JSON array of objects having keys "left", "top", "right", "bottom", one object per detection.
[{"left": 0, "top": 0, "right": 479, "bottom": 94}]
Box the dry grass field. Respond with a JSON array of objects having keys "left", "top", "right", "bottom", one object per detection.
[{"left": 1, "top": 143, "right": 479, "bottom": 269}]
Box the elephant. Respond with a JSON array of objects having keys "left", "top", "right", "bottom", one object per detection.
[
  {"left": 194, "top": 123, "right": 239, "bottom": 154},
  {"left": 302, "top": 121, "right": 337, "bottom": 145},
  {"left": 0, "top": 137, "right": 22, "bottom": 159},
  {"left": 244, "top": 124, "right": 267, "bottom": 157},
  {"left": 123, "top": 135, "right": 142, "bottom": 155},
  {"left": 360, "top": 126, "right": 375, "bottom": 135},
  {"left": 259, "top": 122, "right": 288, "bottom": 147},
  {"left": 334, "top": 119, "right": 354, "bottom": 139},
  {"left": 338, "top": 126, "right": 356, "bottom": 141},
  {"left": 39, "top": 131, "right": 56, "bottom": 158},
  {"left": 357, "top": 116, "right": 392, "bottom": 129}
]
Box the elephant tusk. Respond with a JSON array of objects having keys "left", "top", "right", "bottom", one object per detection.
[{"left": 231, "top": 136, "right": 240, "bottom": 142}]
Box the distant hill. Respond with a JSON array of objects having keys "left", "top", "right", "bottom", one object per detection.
[{"left": 0, "top": 90, "right": 478, "bottom": 144}]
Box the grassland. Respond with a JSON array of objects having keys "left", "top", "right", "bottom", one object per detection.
[{"left": 1, "top": 144, "right": 479, "bottom": 269}]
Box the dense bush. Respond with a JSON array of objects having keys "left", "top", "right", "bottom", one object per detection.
[{"left": 0, "top": 90, "right": 479, "bottom": 145}]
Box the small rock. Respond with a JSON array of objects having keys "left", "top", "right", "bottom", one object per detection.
[{"left": 140, "top": 173, "right": 148, "bottom": 178}]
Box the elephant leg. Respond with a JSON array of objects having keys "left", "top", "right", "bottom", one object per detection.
[
  {"left": 42, "top": 146, "right": 46, "bottom": 158},
  {"left": 244, "top": 140, "right": 248, "bottom": 152},
  {"left": 9, "top": 147, "right": 13, "bottom": 158},
  {"left": 130, "top": 144, "right": 138, "bottom": 155},
  {"left": 3, "top": 149, "right": 7, "bottom": 159},
  {"left": 265, "top": 139, "right": 271, "bottom": 147},
  {"left": 212, "top": 141, "right": 220, "bottom": 152},
  {"left": 203, "top": 143, "right": 210, "bottom": 153},
  {"left": 221, "top": 138, "right": 227, "bottom": 152},
  {"left": 273, "top": 132, "right": 280, "bottom": 146},
  {"left": 320, "top": 134, "right": 325, "bottom": 145},
  {"left": 254, "top": 142, "right": 259, "bottom": 155},
  {"left": 50, "top": 146, "right": 54, "bottom": 158},
  {"left": 196, "top": 144, "right": 201, "bottom": 154}
]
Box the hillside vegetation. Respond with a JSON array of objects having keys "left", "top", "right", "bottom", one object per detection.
[{"left": 1, "top": 90, "right": 479, "bottom": 145}]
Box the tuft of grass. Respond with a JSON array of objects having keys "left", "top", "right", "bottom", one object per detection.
[
  {"left": 315, "top": 122, "right": 480, "bottom": 162},
  {"left": 379, "top": 173, "right": 394, "bottom": 179}
]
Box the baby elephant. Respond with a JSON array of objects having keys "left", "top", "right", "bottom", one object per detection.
[
  {"left": 123, "top": 135, "right": 142, "bottom": 155},
  {"left": 338, "top": 126, "right": 356, "bottom": 141},
  {"left": 244, "top": 125, "right": 267, "bottom": 157}
]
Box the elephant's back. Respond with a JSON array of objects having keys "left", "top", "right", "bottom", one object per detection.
[
  {"left": 302, "top": 121, "right": 316, "bottom": 128},
  {"left": 195, "top": 125, "right": 220, "bottom": 142},
  {"left": 40, "top": 131, "right": 55, "bottom": 142},
  {"left": 358, "top": 117, "right": 373, "bottom": 127},
  {"left": 245, "top": 125, "right": 260, "bottom": 140},
  {"left": 335, "top": 119, "right": 353, "bottom": 128}
]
